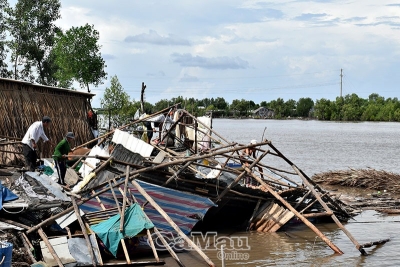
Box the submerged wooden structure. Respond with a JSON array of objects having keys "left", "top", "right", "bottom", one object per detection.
[
  {"left": 0, "top": 77, "right": 96, "bottom": 165},
  {"left": 0, "top": 102, "right": 391, "bottom": 265}
]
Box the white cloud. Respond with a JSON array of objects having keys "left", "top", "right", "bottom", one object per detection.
[{"left": 6, "top": 0, "right": 400, "bottom": 105}]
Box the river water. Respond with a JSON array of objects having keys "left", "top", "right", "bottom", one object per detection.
[{"left": 161, "top": 119, "right": 400, "bottom": 267}]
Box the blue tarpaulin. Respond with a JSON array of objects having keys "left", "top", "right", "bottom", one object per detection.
[
  {"left": 81, "top": 180, "right": 217, "bottom": 235},
  {"left": 90, "top": 203, "right": 154, "bottom": 257},
  {"left": 0, "top": 183, "right": 18, "bottom": 210}
]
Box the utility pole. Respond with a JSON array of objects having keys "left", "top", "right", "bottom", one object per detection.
[
  {"left": 140, "top": 82, "right": 146, "bottom": 113},
  {"left": 340, "top": 69, "right": 343, "bottom": 98}
]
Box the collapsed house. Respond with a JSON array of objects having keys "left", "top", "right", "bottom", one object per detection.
[
  {"left": 0, "top": 79, "right": 387, "bottom": 266},
  {"left": 0, "top": 82, "right": 390, "bottom": 265}
]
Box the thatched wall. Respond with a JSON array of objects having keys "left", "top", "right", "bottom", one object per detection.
[{"left": 0, "top": 78, "right": 96, "bottom": 165}]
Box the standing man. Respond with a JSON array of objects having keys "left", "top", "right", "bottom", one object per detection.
[
  {"left": 53, "top": 132, "right": 75, "bottom": 186},
  {"left": 21, "top": 116, "right": 52, "bottom": 171},
  {"left": 150, "top": 112, "right": 175, "bottom": 141}
]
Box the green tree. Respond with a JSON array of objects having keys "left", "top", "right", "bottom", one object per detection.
[
  {"left": 296, "top": 97, "right": 314, "bottom": 117},
  {"left": 361, "top": 93, "right": 385, "bottom": 121},
  {"left": 393, "top": 108, "right": 400, "bottom": 122},
  {"left": 361, "top": 103, "right": 380, "bottom": 121},
  {"left": 7, "top": 0, "right": 61, "bottom": 84},
  {"left": 214, "top": 97, "right": 228, "bottom": 110},
  {"left": 341, "top": 94, "right": 364, "bottom": 121},
  {"left": 54, "top": 23, "right": 107, "bottom": 91},
  {"left": 284, "top": 99, "right": 297, "bottom": 117},
  {"left": 230, "top": 99, "right": 249, "bottom": 116},
  {"left": 0, "top": 0, "right": 10, "bottom": 77},
  {"left": 330, "top": 96, "right": 344, "bottom": 120},
  {"left": 100, "top": 75, "right": 131, "bottom": 127},
  {"left": 314, "top": 98, "right": 332, "bottom": 120},
  {"left": 368, "top": 93, "right": 385, "bottom": 105},
  {"left": 269, "top": 98, "right": 285, "bottom": 118},
  {"left": 153, "top": 99, "right": 170, "bottom": 112},
  {"left": 373, "top": 97, "right": 400, "bottom": 121},
  {"left": 206, "top": 104, "right": 215, "bottom": 111}
]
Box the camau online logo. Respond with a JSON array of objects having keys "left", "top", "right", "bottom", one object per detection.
[{"left": 148, "top": 231, "right": 251, "bottom": 261}]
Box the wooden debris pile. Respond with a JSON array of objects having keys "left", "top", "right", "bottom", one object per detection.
[
  {"left": 0, "top": 104, "right": 393, "bottom": 265},
  {"left": 312, "top": 168, "right": 400, "bottom": 194}
]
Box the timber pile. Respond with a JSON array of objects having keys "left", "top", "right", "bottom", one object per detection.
[{"left": 312, "top": 168, "right": 400, "bottom": 194}]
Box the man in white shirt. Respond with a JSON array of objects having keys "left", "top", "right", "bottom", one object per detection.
[
  {"left": 21, "top": 116, "right": 52, "bottom": 171},
  {"left": 148, "top": 111, "right": 175, "bottom": 141}
]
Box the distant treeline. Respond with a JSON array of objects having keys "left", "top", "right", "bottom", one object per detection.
[
  {"left": 99, "top": 82, "right": 400, "bottom": 125},
  {"left": 140, "top": 93, "right": 400, "bottom": 122}
]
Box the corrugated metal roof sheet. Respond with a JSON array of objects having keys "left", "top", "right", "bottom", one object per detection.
[{"left": 112, "top": 129, "right": 153, "bottom": 158}]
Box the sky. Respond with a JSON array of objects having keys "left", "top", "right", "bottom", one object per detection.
[{"left": 9, "top": 1, "right": 400, "bottom": 107}]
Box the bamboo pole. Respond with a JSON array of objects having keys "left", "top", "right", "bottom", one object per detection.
[
  {"left": 28, "top": 174, "right": 139, "bottom": 234},
  {"left": 0, "top": 218, "right": 30, "bottom": 230},
  {"left": 106, "top": 180, "right": 131, "bottom": 264},
  {"left": 119, "top": 176, "right": 160, "bottom": 262},
  {"left": 294, "top": 190, "right": 312, "bottom": 209},
  {"left": 130, "top": 179, "right": 215, "bottom": 267},
  {"left": 18, "top": 232, "right": 37, "bottom": 264},
  {"left": 267, "top": 142, "right": 350, "bottom": 216},
  {"left": 158, "top": 110, "right": 184, "bottom": 145},
  {"left": 147, "top": 229, "right": 160, "bottom": 263},
  {"left": 37, "top": 228, "right": 64, "bottom": 267},
  {"left": 163, "top": 160, "right": 193, "bottom": 186},
  {"left": 153, "top": 227, "right": 185, "bottom": 267},
  {"left": 88, "top": 140, "right": 271, "bottom": 195},
  {"left": 299, "top": 192, "right": 329, "bottom": 214},
  {"left": 303, "top": 212, "right": 333, "bottom": 218},
  {"left": 292, "top": 165, "right": 367, "bottom": 255},
  {"left": 65, "top": 226, "right": 72, "bottom": 238},
  {"left": 221, "top": 151, "right": 300, "bottom": 183},
  {"left": 92, "top": 190, "right": 106, "bottom": 210},
  {"left": 74, "top": 105, "right": 178, "bottom": 150},
  {"left": 215, "top": 149, "right": 270, "bottom": 202},
  {"left": 184, "top": 111, "right": 230, "bottom": 144},
  {"left": 244, "top": 167, "right": 344, "bottom": 254},
  {"left": 28, "top": 141, "right": 266, "bottom": 234},
  {"left": 120, "top": 166, "right": 130, "bottom": 232},
  {"left": 71, "top": 196, "right": 97, "bottom": 266}
]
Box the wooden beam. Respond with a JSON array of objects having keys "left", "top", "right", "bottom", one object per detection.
[
  {"left": 244, "top": 166, "right": 343, "bottom": 254},
  {"left": 131, "top": 179, "right": 215, "bottom": 267}
]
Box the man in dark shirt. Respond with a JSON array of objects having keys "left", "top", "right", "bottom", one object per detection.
[{"left": 53, "top": 132, "right": 75, "bottom": 186}]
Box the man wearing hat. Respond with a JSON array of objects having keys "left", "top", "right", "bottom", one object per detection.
[
  {"left": 53, "top": 132, "right": 75, "bottom": 186},
  {"left": 21, "top": 116, "right": 52, "bottom": 171}
]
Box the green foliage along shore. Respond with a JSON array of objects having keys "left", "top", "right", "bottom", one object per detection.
[{"left": 98, "top": 79, "right": 400, "bottom": 127}]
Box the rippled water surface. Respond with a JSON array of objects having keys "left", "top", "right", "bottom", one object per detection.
[{"left": 162, "top": 119, "right": 400, "bottom": 267}]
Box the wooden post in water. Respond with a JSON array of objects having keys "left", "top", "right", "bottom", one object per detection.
[
  {"left": 291, "top": 165, "right": 367, "bottom": 255},
  {"left": 244, "top": 167, "right": 344, "bottom": 254}
]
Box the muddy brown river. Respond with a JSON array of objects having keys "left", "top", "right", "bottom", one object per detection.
[{"left": 160, "top": 119, "right": 400, "bottom": 266}]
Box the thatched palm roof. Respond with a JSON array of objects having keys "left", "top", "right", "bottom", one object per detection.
[{"left": 0, "top": 77, "right": 96, "bottom": 165}]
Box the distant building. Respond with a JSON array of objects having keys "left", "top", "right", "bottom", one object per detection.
[{"left": 252, "top": 107, "right": 274, "bottom": 119}]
